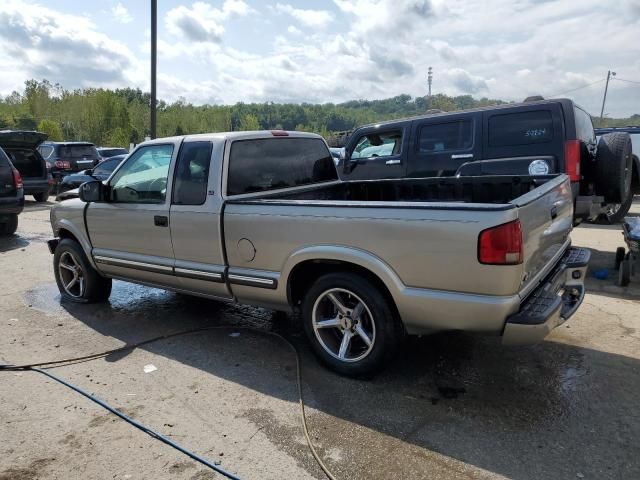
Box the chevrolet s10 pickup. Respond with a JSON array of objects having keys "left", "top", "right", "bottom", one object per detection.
[{"left": 48, "top": 131, "right": 589, "bottom": 376}]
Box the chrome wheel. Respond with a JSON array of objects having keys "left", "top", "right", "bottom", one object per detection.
[
  {"left": 312, "top": 288, "right": 376, "bottom": 362},
  {"left": 58, "top": 251, "right": 85, "bottom": 298}
]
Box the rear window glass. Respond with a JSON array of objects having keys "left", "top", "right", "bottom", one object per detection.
[
  {"left": 418, "top": 120, "right": 473, "bottom": 152},
  {"left": 60, "top": 145, "right": 99, "bottom": 158},
  {"left": 38, "top": 145, "right": 54, "bottom": 159},
  {"left": 574, "top": 107, "right": 595, "bottom": 144},
  {"left": 489, "top": 110, "right": 553, "bottom": 147},
  {"left": 227, "top": 137, "right": 337, "bottom": 195}
]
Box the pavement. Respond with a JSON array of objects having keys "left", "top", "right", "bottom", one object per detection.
[{"left": 1, "top": 197, "right": 639, "bottom": 480}]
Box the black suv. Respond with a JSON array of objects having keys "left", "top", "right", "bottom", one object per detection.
[
  {"left": 341, "top": 98, "right": 635, "bottom": 222},
  {"left": 38, "top": 141, "right": 101, "bottom": 191},
  {"left": 0, "top": 130, "right": 52, "bottom": 202},
  {"left": 0, "top": 146, "right": 24, "bottom": 235}
]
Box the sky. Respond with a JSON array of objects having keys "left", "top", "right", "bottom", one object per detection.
[{"left": 0, "top": 0, "right": 639, "bottom": 117}]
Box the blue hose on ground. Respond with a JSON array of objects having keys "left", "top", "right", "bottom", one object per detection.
[{"left": 24, "top": 366, "right": 241, "bottom": 480}]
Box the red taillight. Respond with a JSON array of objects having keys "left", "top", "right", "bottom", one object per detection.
[
  {"left": 270, "top": 130, "right": 289, "bottom": 136},
  {"left": 478, "top": 220, "right": 523, "bottom": 265},
  {"left": 564, "top": 140, "right": 581, "bottom": 182},
  {"left": 55, "top": 160, "right": 71, "bottom": 169},
  {"left": 12, "top": 168, "right": 23, "bottom": 189}
]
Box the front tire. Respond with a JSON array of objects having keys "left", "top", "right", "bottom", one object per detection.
[
  {"left": 53, "top": 238, "right": 112, "bottom": 303},
  {"left": 302, "top": 273, "right": 401, "bottom": 377},
  {"left": 0, "top": 214, "right": 18, "bottom": 235}
]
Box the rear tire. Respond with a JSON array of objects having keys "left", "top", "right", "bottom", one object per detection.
[
  {"left": 618, "top": 257, "right": 631, "bottom": 287},
  {"left": 33, "top": 190, "right": 50, "bottom": 202},
  {"left": 615, "top": 247, "right": 626, "bottom": 270},
  {"left": 302, "top": 272, "right": 401, "bottom": 377},
  {"left": 595, "top": 133, "right": 633, "bottom": 203},
  {"left": 0, "top": 214, "right": 18, "bottom": 235},
  {"left": 53, "top": 238, "right": 112, "bottom": 303}
]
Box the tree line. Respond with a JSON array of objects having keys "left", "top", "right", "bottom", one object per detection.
[{"left": 0, "top": 79, "right": 637, "bottom": 147}]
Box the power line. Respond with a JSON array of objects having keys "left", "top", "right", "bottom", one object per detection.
[
  {"left": 547, "top": 78, "right": 606, "bottom": 98},
  {"left": 613, "top": 77, "right": 640, "bottom": 86}
]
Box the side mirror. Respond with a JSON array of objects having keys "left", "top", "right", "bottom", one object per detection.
[
  {"left": 82, "top": 169, "right": 92, "bottom": 175},
  {"left": 78, "top": 180, "right": 106, "bottom": 203}
]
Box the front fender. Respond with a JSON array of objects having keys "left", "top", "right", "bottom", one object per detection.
[{"left": 51, "top": 203, "right": 97, "bottom": 270}]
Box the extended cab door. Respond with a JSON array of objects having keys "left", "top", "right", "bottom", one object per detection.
[
  {"left": 407, "top": 112, "right": 480, "bottom": 177},
  {"left": 342, "top": 124, "right": 409, "bottom": 180},
  {"left": 86, "top": 142, "right": 182, "bottom": 289},
  {"left": 169, "top": 140, "right": 232, "bottom": 299}
]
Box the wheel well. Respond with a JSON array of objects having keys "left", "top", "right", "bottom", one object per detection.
[
  {"left": 58, "top": 228, "right": 80, "bottom": 244},
  {"left": 287, "top": 260, "right": 399, "bottom": 316}
]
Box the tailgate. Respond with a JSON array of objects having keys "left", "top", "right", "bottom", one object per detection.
[{"left": 513, "top": 175, "right": 573, "bottom": 298}]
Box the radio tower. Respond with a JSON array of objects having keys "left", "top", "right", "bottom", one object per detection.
[{"left": 427, "top": 67, "right": 433, "bottom": 109}]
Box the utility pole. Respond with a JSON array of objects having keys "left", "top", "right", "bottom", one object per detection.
[
  {"left": 600, "top": 70, "right": 616, "bottom": 120},
  {"left": 150, "top": 0, "right": 157, "bottom": 139},
  {"left": 427, "top": 66, "right": 433, "bottom": 109}
]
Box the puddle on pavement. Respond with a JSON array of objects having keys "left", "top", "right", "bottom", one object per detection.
[{"left": 24, "top": 280, "right": 278, "bottom": 331}]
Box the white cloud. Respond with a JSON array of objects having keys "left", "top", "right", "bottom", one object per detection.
[
  {"left": 166, "top": 0, "right": 252, "bottom": 43},
  {"left": 0, "top": 0, "right": 137, "bottom": 91},
  {"left": 111, "top": 2, "right": 132, "bottom": 24},
  {"left": 1, "top": 0, "right": 639, "bottom": 118},
  {"left": 275, "top": 3, "right": 333, "bottom": 28}
]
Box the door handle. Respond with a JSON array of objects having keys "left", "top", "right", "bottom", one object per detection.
[
  {"left": 385, "top": 159, "right": 401, "bottom": 165},
  {"left": 154, "top": 215, "right": 168, "bottom": 227},
  {"left": 451, "top": 153, "right": 474, "bottom": 159}
]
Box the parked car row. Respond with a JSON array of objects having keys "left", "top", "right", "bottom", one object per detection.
[{"left": 0, "top": 130, "right": 129, "bottom": 235}]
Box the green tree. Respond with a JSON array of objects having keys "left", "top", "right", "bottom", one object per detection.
[
  {"left": 37, "top": 119, "right": 64, "bottom": 140},
  {"left": 239, "top": 113, "right": 260, "bottom": 131},
  {"left": 107, "top": 127, "right": 131, "bottom": 147},
  {"left": 13, "top": 113, "right": 37, "bottom": 130}
]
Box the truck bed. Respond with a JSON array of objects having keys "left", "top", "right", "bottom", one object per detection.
[{"left": 242, "top": 175, "right": 558, "bottom": 206}]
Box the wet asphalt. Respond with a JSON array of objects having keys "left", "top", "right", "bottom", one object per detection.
[{"left": 0, "top": 199, "right": 639, "bottom": 480}]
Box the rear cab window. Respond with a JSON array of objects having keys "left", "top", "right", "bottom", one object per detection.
[{"left": 226, "top": 137, "right": 337, "bottom": 196}]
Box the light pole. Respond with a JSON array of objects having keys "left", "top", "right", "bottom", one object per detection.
[
  {"left": 599, "top": 70, "right": 616, "bottom": 121},
  {"left": 427, "top": 66, "right": 433, "bottom": 110},
  {"left": 150, "top": 0, "right": 157, "bottom": 139}
]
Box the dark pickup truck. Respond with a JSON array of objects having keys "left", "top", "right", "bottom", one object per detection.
[{"left": 340, "top": 98, "right": 635, "bottom": 223}]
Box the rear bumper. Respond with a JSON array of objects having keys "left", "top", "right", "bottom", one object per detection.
[
  {"left": 22, "top": 179, "right": 51, "bottom": 194},
  {"left": 502, "top": 247, "right": 590, "bottom": 345}
]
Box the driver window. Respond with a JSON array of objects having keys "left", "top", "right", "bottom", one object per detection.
[
  {"left": 109, "top": 145, "right": 173, "bottom": 203},
  {"left": 351, "top": 130, "right": 402, "bottom": 159}
]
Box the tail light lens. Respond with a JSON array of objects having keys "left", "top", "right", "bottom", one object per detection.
[
  {"left": 55, "top": 160, "right": 71, "bottom": 169},
  {"left": 12, "top": 168, "right": 23, "bottom": 189},
  {"left": 564, "top": 140, "right": 581, "bottom": 182},
  {"left": 270, "top": 130, "right": 289, "bottom": 136},
  {"left": 478, "top": 220, "right": 523, "bottom": 265}
]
